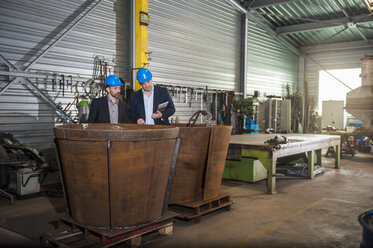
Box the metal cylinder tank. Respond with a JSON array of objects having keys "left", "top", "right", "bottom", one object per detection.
[
  {"left": 54, "top": 123, "right": 179, "bottom": 229},
  {"left": 169, "top": 124, "right": 232, "bottom": 204}
]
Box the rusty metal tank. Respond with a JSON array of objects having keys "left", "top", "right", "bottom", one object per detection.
[
  {"left": 168, "top": 124, "right": 232, "bottom": 204},
  {"left": 54, "top": 123, "right": 179, "bottom": 229}
]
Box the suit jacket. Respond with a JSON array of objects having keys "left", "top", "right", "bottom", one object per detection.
[
  {"left": 87, "top": 96, "right": 129, "bottom": 123},
  {"left": 129, "top": 85, "right": 175, "bottom": 125}
]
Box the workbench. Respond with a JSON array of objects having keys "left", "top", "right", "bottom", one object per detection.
[{"left": 226, "top": 133, "right": 341, "bottom": 194}]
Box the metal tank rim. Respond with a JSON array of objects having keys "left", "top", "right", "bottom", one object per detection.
[{"left": 54, "top": 123, "right": 179, "bottom": 141}]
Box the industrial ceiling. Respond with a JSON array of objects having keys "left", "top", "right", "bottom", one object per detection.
[{"left": 240, "top": 0, "right": 373, "bottom": 48}]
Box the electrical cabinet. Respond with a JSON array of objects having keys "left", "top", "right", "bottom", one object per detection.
[{"left": 321, "top": 100, "right": 344, "bottom": 129}]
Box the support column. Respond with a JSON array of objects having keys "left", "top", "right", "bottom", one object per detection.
[
  {"left": 307, "top": 150, "right": 314, "bottom": 179},
  {"left": 240, "top": 13, "right": 248, "bottom": 99},
  {"left": 316, "top": 149, "right": 322, "bottom": 166},
  {"left": 298, "top": 55, "right": 305, "bottom": 132},
  {"left": 134, "top": 0, "right": 149, "bottom": 91},
  {"left": 223, "top": 0, "right": 247, "bottom": 99},
  {"left": 335, "top": 144, "right": 340, "bottom": 169},
  {"left": 267, "top": 156, "right": 277, "bottom": 194}
]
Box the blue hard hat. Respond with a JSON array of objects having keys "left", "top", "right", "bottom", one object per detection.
[
  {"left": 105, "top": 75, "right": 123, "bottom": 86},
  {"left": 136, "top": 68, "right": 152, "bottom": 83}
]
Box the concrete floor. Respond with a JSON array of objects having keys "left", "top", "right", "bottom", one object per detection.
[{"left": 0, "top": 152, "right": 372, "bottom": 248}]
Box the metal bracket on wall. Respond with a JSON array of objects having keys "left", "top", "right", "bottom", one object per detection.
[
  {"left": 0, "top": 54, "right": 73, "bottom": 122},
  {"left": 0, "top": 0, "right": 105, "bottom": 122}
]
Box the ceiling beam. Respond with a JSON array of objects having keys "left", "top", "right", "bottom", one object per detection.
[
  {"left": 276, "top": 14, "right": 373, "bottom": 34},
  {"left": 249, "top": 0, "right": 300, "bottom": 9},
  {"left": 334, "top": 0, "right": 368, "bottom": 42},
  {"left": 252, "top": 10, "right": 345, "bottom": 25},
  {"left": 300, "top": 39, "right": 373, "bottom": 54},
  {"left": 226, "top": 0, "right": 300, "bottom": 56}
]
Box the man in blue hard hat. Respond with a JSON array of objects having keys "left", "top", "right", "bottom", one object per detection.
[
  {"left": 129, "top": 68, "right": 175, "bottom": 125},
  {"left": 87, "top": 75, "right": 129, "bottom": 123}
]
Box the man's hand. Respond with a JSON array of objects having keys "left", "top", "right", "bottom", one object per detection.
[
  {"left": 137, "top": 118, "right": 145, "bottom": 124},
  {"left": 151, "top": 110, "right": 162, "bottom": 120}
]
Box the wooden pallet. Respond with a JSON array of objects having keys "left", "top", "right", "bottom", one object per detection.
[
  {"left": 41, "top": 211, "right": 179, "bottom": 248},
  {"left": 169, "top": 191, "right": 232, "bottom": 222}
]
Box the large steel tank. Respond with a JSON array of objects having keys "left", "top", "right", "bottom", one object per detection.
[
  {"left": 54, "top": 123, "right": 179, "bottom": 229},
  {"left": 169, "top": 124, "right": 232, "bottom": 204}
]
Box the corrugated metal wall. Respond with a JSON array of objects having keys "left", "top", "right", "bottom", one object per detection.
[
  {"left": 148, "top": 0, "right": 299, "bottom": 121},
  {"left": 304, "top": 47, "right": 373, "bottom": 109},
  {"left": 247, "top": 22, "right": 299, "bottom": 98},
  {"left": 0, "top": 0, "right": 130, "bottom": 151},
  {"left": 148, "top": 0, "right": 241, "bottom": 91},
  {"left": 148, "top": 0, "right": 242, "bottom": 123}
]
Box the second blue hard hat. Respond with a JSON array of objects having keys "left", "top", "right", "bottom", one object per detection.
[
  {"left": 136, "top": 68, "right": 152, "bottom": 83},
  {"left": 105, "top": 75, "right": 123, "bottom": 86}
]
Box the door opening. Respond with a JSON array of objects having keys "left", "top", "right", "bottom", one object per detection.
[{"left": 318, "top": 68, "right": 361, "bottom": 129}]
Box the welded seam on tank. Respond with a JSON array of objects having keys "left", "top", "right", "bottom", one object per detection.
[
  {"left": 107, "top": 139, "right": 113, "bottom": 231},
  {"left": 162, "top": 137, "right": 181, "bottom": 214}
]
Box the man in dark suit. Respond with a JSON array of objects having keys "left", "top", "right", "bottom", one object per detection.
[
  {"left": 87, "top": 75, "right": 129, "bottom": 123},
  {"left": 129, "top": 68, "right": 175, "bottom": 125}
]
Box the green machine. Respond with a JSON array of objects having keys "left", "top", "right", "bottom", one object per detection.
[
  {"left": 223, "top": 157, "right": 267, "bottom": 182},
  {"left": 223, "top": 144, "right": 267, "bottom": 182},
  {"left": 223, "top": 143, "right": 314, "bottom": 183}
]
